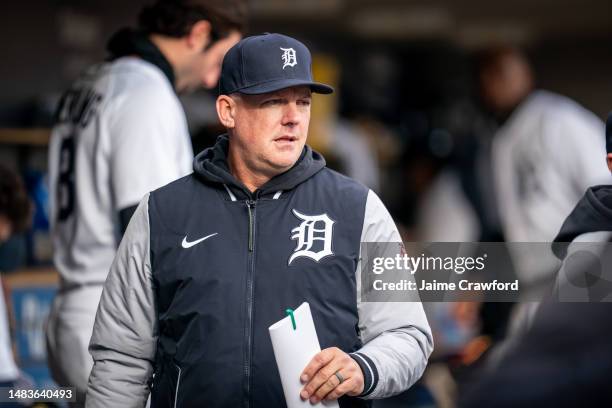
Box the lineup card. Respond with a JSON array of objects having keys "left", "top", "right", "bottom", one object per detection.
[{"left": 269, "top": 302, "right": 340, "bottom": 408}]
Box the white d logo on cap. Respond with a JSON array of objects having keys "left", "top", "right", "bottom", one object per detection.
[{"left": 280, "top": 47, "right": 297, "bottom": 69}]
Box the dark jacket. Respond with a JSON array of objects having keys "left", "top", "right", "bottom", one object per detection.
[
  {"left": 553, "top": 185, "right": 612, "bottom": 258},
  {"left": 460, "top": 184, "right": 612, "bottom": 408}
]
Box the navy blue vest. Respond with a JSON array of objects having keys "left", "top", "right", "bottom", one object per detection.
[{"left": 148, "top": 168, "right": 371, "bottom": 408}]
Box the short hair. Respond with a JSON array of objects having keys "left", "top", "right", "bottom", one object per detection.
[
  {"left": 0, "top": 165, "right": 32, "bottom": 234},
  {"left": 476, "top": 45, "right": 530, "bottom": 76},
  {"left": 138, "top": 0, "right": 248, "bottom": 42},
  {"left": 607, "top": 112, "right": 612, "bottom": 154}
]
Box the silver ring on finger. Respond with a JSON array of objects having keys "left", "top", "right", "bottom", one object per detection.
[{"left": 334, "top": 371, "right": 345, "bottom": 384}]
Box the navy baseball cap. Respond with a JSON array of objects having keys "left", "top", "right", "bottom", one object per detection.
[
  {"left": 607, "top": 112, "right": 612, "bottom": 154},
  {"left": 219, "top": 33, "right": 334, "bottom": 95}
]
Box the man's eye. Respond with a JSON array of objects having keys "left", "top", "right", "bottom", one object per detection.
[
  {"left": 298, "top": 99, "right": 311, "bottom": 106},
  {"left": 263, "top": 99, "right": 282, "bottom": 106}
]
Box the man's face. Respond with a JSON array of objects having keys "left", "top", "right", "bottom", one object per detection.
[
  {"left": 480, "top": 55, "right": 532, "bottom": 114},
  {"left": 181, "top": 30, "right": 241, "bottom": 92},
  {"left": 230, "top": 86, "right": 312, "bottom": 177}
]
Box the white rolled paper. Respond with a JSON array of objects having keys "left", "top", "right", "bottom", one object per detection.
[{"left": 269, "top": 302, "right": 340, "bottom": 408}]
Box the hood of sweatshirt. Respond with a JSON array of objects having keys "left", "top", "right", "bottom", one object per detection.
[
  {"left": 193, "top": 134, "right": 326, "bottom": 200},
  {"left": 553, "top": 185, "right": 612, "bottom": 258}
]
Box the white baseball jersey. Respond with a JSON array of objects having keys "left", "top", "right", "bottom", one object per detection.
[{"left": 48, "top": 57, "right": 193, "bottom": 287}]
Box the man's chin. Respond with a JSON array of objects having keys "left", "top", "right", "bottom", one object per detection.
[
  {"left": 273, "top": 160, "right": 298, "bottom": 172},
  {"left": 271, "top": 143, "right": 303, "bottom": 159},
  {"left": 267, "top": 156, "right": 301, "bottom": 174}
]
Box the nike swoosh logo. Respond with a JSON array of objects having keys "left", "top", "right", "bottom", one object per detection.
[{"left": 181, "top": 233, "right": 218, "bottom": 249}]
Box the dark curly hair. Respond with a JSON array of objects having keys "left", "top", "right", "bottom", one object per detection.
[
  {"left": 138, "top": 0, "right": 247, "bottom": 42},
  {"left": 0, "top": 165, "right": 32, "bottom": 234}
]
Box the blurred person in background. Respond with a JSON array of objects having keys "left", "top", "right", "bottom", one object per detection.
[
  {"left": 46, "top": 0, "right": 246, "bottom": 404},
  {"left": 416, "top": 45, "right": 612, "bottom": 405},
  {"left": 457, "top": 50, "right": 612, "bottom": 406},
  {"left": 444, "top": 45, "right": 610, "bottom": 387},
  {"left": 551, "top": 112, "right": 612, "bottom": 302},
  {"left": 480, "top": 45, "right": 611, "bottom": 247},
  {"left": 476, "top": 45, "right": 611, "bottom": 352},
  {"left": 553, "top": 112, "right": 612, "bottom": 253},
  {"left": 459, "top": 113, "right": 612, "bottom": 408},
  {"left": 0, "top": 165, "right": 33, "bottom": 406}
]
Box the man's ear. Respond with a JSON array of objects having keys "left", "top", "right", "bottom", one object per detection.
[
  {"left": 186, "top": 20, "right": 212, "bottom": 52},
  {"left": 607, "top": 153, "right": 612, "bottom": 173},
  {"left": 216, "top": 95, "right": 237, "bottom": 128}
]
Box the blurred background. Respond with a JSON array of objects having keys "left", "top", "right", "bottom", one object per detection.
[{"left": 2, "top": 0, "right": 612, "bottom": 407}]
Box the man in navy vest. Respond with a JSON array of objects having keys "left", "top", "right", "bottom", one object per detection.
[{"left": 86, "top": 33, "right": 432, "bottom": 408}]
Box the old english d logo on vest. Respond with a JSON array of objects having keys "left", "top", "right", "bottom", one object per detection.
[{"left": 288, "top": 209, "right": 335, "bottom": 265}]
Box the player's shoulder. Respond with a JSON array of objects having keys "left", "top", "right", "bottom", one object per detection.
[
  {"left": 105, "top": 58, "right": 175, "bottom": 101},
  {"left": 504, "top": 91, "right": 600, "bottom": 140},
  {"left": 90, "top": 59, "right": 179, "bottom": 121},
  {"left": 530, "top": 90, "right": 599, "bottom": 123},
  {"left": 109, "top": 57, "right": 168, "bottom": 82}
]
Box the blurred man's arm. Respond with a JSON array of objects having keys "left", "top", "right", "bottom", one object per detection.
[
  {"left": 87, "top": 194, "right": 157, "bottom": 407},
  {"left": 352, "top": 190, "right": 434, "bottom": 399}
]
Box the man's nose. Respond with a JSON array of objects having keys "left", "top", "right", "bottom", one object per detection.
[{"left": 282, "top": 102, "right": 300, "bottom": 126}]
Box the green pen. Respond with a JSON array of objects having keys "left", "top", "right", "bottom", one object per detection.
[{"left": 285, "top": 308, "right": 297, "bottom": 330}]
